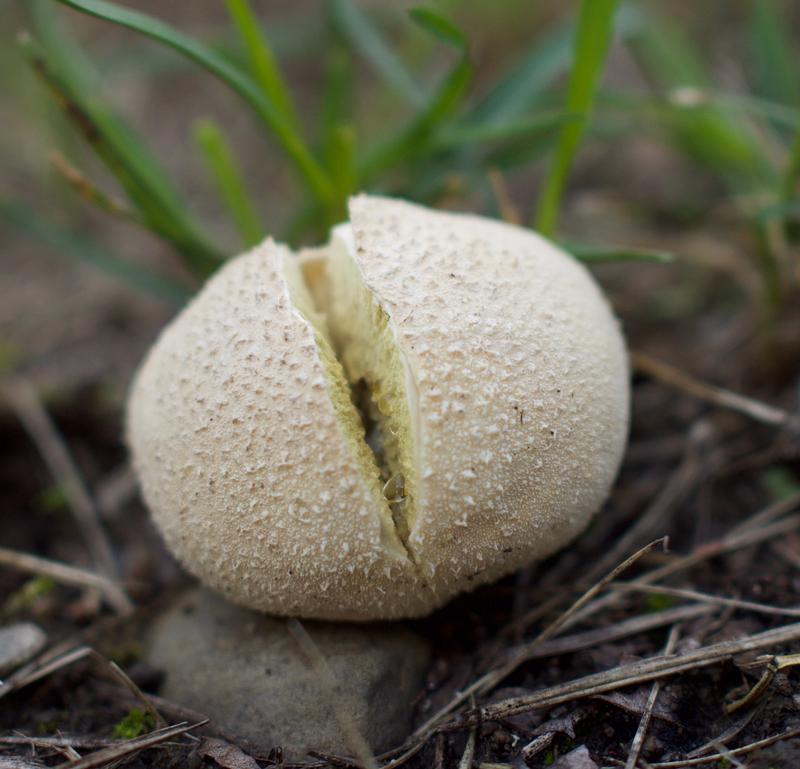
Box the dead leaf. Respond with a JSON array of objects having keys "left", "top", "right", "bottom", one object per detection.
[
  {"left": 196, "top": 738, "right": 260, "bottom": 769},
  {"left": 594, "top": 687, "right": 681, "bottom": 725},
  {"left": 532, "top": 707, "right": 586, "bottom": 739}
]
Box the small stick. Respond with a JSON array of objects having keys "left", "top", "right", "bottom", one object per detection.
[
  {"left": 49, "top": 151, "right": 135, "bottom": 221},
  {"left": 638, "top": 725, "right": 800, "bottom": 767},
  {"left": 287, "top": 620, "right": 378, "bottom": 769},
  {"left": 727, "top": 490, "right": 800, "bottom": 536},
  {"left": 474, "top": 621, "right": 800, "bottom": 722},
  {"left": 632, "top": 352, "right": 797, "bottom": 428},
  {"left": 106, "top": 660, "right": 167, "bottom": 730},
  {"left": 52, "top": 721, "right": 206, "bottom": 769},
  {"left": 411, "top": 539, "right": 667, "bottom": 739},
  {"left": 0, "top": 646, "right": 93, "bottom": 699},
  {"left": 457, "top": 725, "right": 476, "bottom": 769},
  {"left": 686, "top": 708, "right": 759, "bottom": 757},
  {"left": 625, "top": 624, "right": 680, "bottom": 769},
  {"left": 2, "top": 380, "right": 118, "bottom": 579},
  {"left": 611, "top": 581, "right": 800, "bottom": 619},
  {"left": 0, "top": 547, "right": 132, "bottom": 616},
  {"left": 0, "top": 736, "right": 118, "bottom": 751},
  {"left": 565, "top": 514, "right": 800, "bottom": 633},
  {"left": 586, "top": 421, "right": 712, "bottom": 582},
  {"left": 487, "top": 169, "right": 522, "bottom": 225},
  {"left": 510, "top": 604, "right": 712, "bottom": 664}
]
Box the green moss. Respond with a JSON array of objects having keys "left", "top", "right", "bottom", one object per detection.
[
  {"left": 35, "top": 719, "right": 59, "bottom": 735},
  {"left": 35, "top": 484, "right": 69, "bottom": 513},
  {"left": 2, "top": 575, "right": 56, "bottom": 616},
  {"left": 112, "top": 708, "right": 155, "bottom": 740},
  {"left": 645, "top": 592, "right": 676, "bottom": 613}
]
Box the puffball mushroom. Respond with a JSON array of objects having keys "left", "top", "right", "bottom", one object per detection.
[{"left": 127, "top": 195, "right": 629, "bottom": 621}]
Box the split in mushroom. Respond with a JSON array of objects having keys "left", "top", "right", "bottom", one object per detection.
[{"left": 280, "top": 227, "right": 419, "bottom": 556}]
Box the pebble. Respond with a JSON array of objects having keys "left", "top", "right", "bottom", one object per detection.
[
  {"left": 0, "top": 622, "right": 47, "bottom": 676},
  {"left": 147, "top": 588, "right": 430, "bottom": 760}
]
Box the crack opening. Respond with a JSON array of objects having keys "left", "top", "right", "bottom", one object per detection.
[{"left": 280, "top": 233, "right": 417, "bottom": 555}]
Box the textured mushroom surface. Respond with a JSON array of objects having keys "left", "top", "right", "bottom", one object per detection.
[{"left": 127, "top": 195, "right": 629, "bottom": 620}]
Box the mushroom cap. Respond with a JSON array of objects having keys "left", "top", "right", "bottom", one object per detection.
[{"left": 127, "top": 195, "right": 629, "bottom": 620}]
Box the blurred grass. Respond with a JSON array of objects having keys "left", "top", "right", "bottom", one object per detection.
[
  {"left": 4, "top": 0, "right": 800, "bottom": 315},
  {"left": 534, "top": 0, "right": 619, "bottom": 236}
]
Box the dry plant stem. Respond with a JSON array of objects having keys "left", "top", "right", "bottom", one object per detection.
[
  {"left": 727, "top": 489, "right": 800, "bottom": 536},
  {"left": 473, "top": 621, "right": 800, "bottom": 723},
  {"left": 0, "top": 547, "right": 132, "bottom": 616},
  {"left": 433, "top": 735, "right": 445, "bottom": 769},
  {"left": 286, "top": 620, "right": 378, "bottom": 769},
  {"left": 565, "top": 513, "right": 800, "bottom": 633},
  {"left": 0, "top": 737, "right": 120, "bottom": 751},
  {"left": 49, "top": 150, "right": 135, "bottom": 220},
  {"left": 685, "top": 708, "right": 760, "bottom": 758},
  {"left": 107, "top": 660, "right": 167, "bottom": 730},
  {"left": 487, "top": 168, "right": 522, "bottom": 225},
  {"left": 411, "top": 539, "right": 667, "bottom": 740},
  {"left": 624, "top": 625, "right": 680, "bottom": 769},
  {"left": 1, "top": 379, "right": 118, "bottom": 579},
  {"left": 611, "top": 580, "right": 800, "bottom": 618},
  {"left": 631, "top": 352, "right": 797, "bottom": 428},
  {"left": 457, "top": 725, "right": 476, "bottom": 769},
  {"left": 52, "top": 721, "right": 206, "bottom": 769},
  {"left": 637, "top": 726, "right": 800, "bottom": 767},
  {"left": 0, "top": 645, "right": 93, "bottom": 699},
  {"left": 530, "top": 604, "right": 711, "bottom": 659},
  {"left": 586, "top": 423, "right": 712, "bottom": 583}
]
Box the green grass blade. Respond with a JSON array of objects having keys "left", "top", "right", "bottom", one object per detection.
[
  {"left": 534, "top": 0, "right": 619, "bottom": 236},
  {"left": 749, "top": 0, "right": 800, "bottom": 109},
  {"left": 628, "top": 12, "right": 773, "bottom": 191},
  {"left": 780, "top": 129, "right": 800, "bottom": 204},
  {"left": 319, "top": 42, "right": 356, "bottom": 217},
  {"left": 359, "top": 8, "right": 472, "bottom": 180},
  {"left": 407, "top": 7, "right": 465, "bottom": 49},
  {"left": 468, "top": 21, "right": 574, "bottom": 126},
  {"left": 28, "top": 1, "right": 200, "bottom": 225},
  {"left": 564, "top": 243, "right": 674, "bottom": 264},
  {"left": 224, "top": 0, "right": 299, "bottom": 127},
  {"left": 21, "top": 34, "right": 224, "bottom": 276},
  {"left": 434, "top": 111, "right": 577, "bottom": 149},
  {"left": 1, "top": 199, "right": 191, "bottom": 304},
  {"left": 328, "top": 0, "right": 424, "bottom": 108},
  {"left": 326, "top": 124, "right": 357, "bottom": 210},
  {"left": 193, "top": 119, "right": 265, "bottom": 248},
  {"left": 54, "top": 0, "right": 334, "bottom": 207}
]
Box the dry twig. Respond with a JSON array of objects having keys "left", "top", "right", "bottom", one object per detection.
[
  {"left": 632, "top": 352, "right": 797, "bottom": 428},
  {"left": 1, "top": 379, "right": 117, "bottom": 579},
  {"left": 0, "top": 547, "right": 132, "bottom": 616},
  {"left": 629, "top": 725, "right": 800, "bottom": 767},
  {"left": 625, "top": 624, "right": 681, "bottom": 769},
  {"left": 51, "top": 721, "right": 206, "bottom": 769},
  {"left": 472, "top": 621, "right": 800, "bottom": 723},
  {"left": 412, "top": 540, "right": 667, "bottom": 740},
  {"left": 611, "top": 580, "right": 800, "bottom": 619}
]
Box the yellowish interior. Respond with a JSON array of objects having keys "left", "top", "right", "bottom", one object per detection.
[{"left": 281, "top": 241, "right": 417, "bottom": 554}]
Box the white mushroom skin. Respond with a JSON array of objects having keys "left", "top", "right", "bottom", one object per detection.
[{"left": 127, "top": 195, "right": 629, "bottom": 621}]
